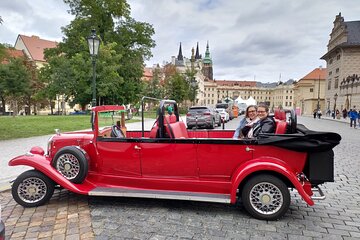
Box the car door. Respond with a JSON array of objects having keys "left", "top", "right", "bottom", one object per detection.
[
  {"left": 96, "top": 139, "right": 141, "bottom": 177},
  {"left": 140, "top": 139, "right": 197, "bottom": 179},
  {"left": 196, "top": 141, "right": 253, "bottom": 181}
]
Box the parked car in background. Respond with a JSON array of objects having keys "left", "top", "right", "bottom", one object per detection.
[
  {"left": 186, "top": 106, "right": 221, "bottom": 129},
  {"left": 69, "top": 110, "right": 87, "bottom": 115},
  {"left": 215, "top": 102, "right": 234, "bottom": 120},
  {"left": 0, "top": 205, "right": 4, "bottom": 240},
  {"left": 215, "top": 108, "right": 230, "bottom": 122}
]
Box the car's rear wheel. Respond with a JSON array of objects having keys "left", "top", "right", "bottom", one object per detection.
[
  {"left": 52, "top": 146, "right": 88, "bottom": 183},
  {"left": 12, "top": 170, "right": 55, "bottom": 208},
  {"left": 241, "top": 174, "right": 290, "bottom": 220}
]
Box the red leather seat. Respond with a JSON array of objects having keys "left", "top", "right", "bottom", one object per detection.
[
  {"left": 275, "top": 121, "right": 287, "bottom": 134},
  {"left": 168, "top": 122, "right": 188, "bottom": 138}
]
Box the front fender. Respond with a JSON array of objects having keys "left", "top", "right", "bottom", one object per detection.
[
  {"left": 9, "top": 153, "right": 94, "bottom": 194},
  {"left": 230, "top": 157, "right": 314, "bottom": 206}
]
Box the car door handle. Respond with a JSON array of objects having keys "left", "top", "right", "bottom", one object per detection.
[
  {"left": 134, "top": 145, "right": 141, "bottom": 150},
  {"left": 245, "top": 147, "right": 254, "bottom": 152}
]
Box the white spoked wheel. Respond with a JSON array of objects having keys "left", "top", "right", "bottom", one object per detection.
[
  {"left": 53, "top": 146, "right": 88, "bottom": 183},
  {"left": 12, "top": 170, "right": 54, "bottom": 208},
  {"left": 55, "top": 153, "right": 80, "bottom": 180},
  {"left": 249, "top": 182, "right": 283, "bottom": 215},
  {"left": 241, "top": 174, "right": 290, "bottom": 220}
]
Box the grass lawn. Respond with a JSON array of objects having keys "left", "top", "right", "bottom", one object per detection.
[{"left": 0, "top": 115, "right": 140, "bottom": 140}]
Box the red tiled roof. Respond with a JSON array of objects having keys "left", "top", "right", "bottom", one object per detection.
[
  {"left": 142, "top": 67, "right": 153, "bottom": 81},
  {"left": 215, "top": 80, "right": 257, "bottom": 87},
  {"left": 300, "top": 68, "right": 327, "bottom": 80},
  {"left": 1, "top": 49, "right": 25, "bottom": 64},
  {"left": 18, "top": 35, "right": 57, "bottom": 62}
]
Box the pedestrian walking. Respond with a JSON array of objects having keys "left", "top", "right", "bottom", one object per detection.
[
  {"left": 343, "top": 108, "right": 348, "bottom": 119},
  {"left": 313, "top": 109, "right": 317, "bottom": 119},
  {"left": 349, "top": 107, "right": 358, "bottom": 128},
  {"left": 317, "top": 109, "right": 322, "bottom": 119}
]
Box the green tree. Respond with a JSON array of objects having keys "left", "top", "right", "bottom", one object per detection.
[
  {"left": 164, "top": 72, "right": 187, "bottom": 103},
  {"left": 42, "top": 0, "right": 155, "bottom": 107},
  {"left": 184, "top": 68, "right": 198, "bottom": 104},
  {"left": 0, "top": 57, "right": 31, "bottom": 114},
  {"left": 144, "top": 68, "right": 164, "bottom": 99}
]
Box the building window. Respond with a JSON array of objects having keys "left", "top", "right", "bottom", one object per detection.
[
  {"left": 285, "top": 102, "right": 288, "bottom": 106},
  {"left": 329, "top": 59, "right": 333, "bottom": 64},
  {"left": 211, "top": 100, "right": 214, "bottom": 104},
  {"left": 335, "top": 77, "right": 339, "bottom": 89},
  {"left": 328, "top": 80, "right": 331, "bottom": 90},
  {"left": 289, "top": 102, "right": 292, "bottom": 106},
  {"left": 208, "top": 100, "right": 210, "bottom": 104},
  {"left": 337, "top": 54, "right": 341, "bottom": 60},
  {"left": 336, "top": 68, "right": 339, "bottom": 74},
  {"left": 286, "top": 96, "right": 288, "bottom": 99},
  {"left": 329, "top": 71, "right": 332, "bottom": 76},
  {"left": 310, "top": 88, "right": 313, "bottom": 92}
]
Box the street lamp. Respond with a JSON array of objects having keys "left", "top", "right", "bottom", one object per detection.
[
  {"left": 87, "top": 29, "right": 100, "bottom": 107},
  {"left": 333, "top": 93, "right": 338, "bottom": 119},
  {"left": 317, "top": 65, "right": 322, "bottom": 111}
]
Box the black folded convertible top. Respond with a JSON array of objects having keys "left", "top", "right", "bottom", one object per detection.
[{"left": 257, "top": 124, "right": 341, "bottom": 152}]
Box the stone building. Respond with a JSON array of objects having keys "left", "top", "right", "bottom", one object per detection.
[
  {"left": 14, "top": 35, "right": 57, "bottom": 68},
  {"left": 321, "top": 13, "right": 360, "bottom": 112},
  {"left": 293, "top": 68, "right": 326, "bottom": 115},
  {"left": 171, "top": 42, "right": 213, "bottom": 105}
]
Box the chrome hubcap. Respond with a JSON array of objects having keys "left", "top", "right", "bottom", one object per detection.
[
  {"left": 56, "top": 153, "right": 80, "bottom": 180},
  {"left": 17, "top": 177, "right": 47, "bottom": 203},
  {"left": 249, "top": 182, "right": 283, "bottom": 215}
]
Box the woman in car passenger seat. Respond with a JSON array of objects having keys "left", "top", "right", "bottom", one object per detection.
[
  {"left": 233, "top": 105, "right": 259, "bottom": 139},
  {"left": 249, "top": 104, "right": 275, "bottom": 138}
]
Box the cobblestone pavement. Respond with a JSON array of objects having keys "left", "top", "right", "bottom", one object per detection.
[
  {"left": 1, "top": 117, "right": 360, "bottom": 239},
  {"left": 0, "top": 189, "right": 94, "bottom": 240}
]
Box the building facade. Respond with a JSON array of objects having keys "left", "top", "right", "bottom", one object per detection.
[
  {"left": 293, "top": 68, "right": 326, "bottom": 115},
  {"left": 321, "top": 13, "right": 360, "bottom": 113}
]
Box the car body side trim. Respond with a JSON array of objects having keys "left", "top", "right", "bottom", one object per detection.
[{"left": 89, "top": 187, "right": 231, "bottom": 203}]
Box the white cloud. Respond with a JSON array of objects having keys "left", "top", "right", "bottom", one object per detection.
[{"left": 1, "top": 0, "right": 360, "bottom": 82}]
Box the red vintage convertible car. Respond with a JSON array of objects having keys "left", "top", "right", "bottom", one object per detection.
[{"left": 9, "top": 98, "right": 341, "bottom": 220}]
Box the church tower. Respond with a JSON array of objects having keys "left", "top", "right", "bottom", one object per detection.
[
  {"left": 202, "top": 41, "right": 213, "bottom": 80},
  {"left": 176, "top": 42, "right": 184, "bottom": 66}
]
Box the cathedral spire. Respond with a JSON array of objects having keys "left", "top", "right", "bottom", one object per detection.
[
  {"left": 195, "top": 42, "right": 201, "bottom": 60},
  {"left": 177, "top": 42, "right": 184, "bottom": 61},
  {"left": 203, "top": 41, "right": 212, "bottom": 64}
]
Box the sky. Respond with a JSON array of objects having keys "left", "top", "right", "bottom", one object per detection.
[{"left": 1, "top": 0, "right": 360, "bottom": 83}]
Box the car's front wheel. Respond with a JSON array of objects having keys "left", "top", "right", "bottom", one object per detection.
[
  {"left": 241, "top": 174, "right": 290, "bottom": 220},
  {"left": 12, "top": 170, "right": 55, "bottom": 208}
]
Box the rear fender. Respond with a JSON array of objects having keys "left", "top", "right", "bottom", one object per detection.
[
  {"left": 230, "top": 157, "right": 314, "bottom": 206},
  {"left": 8, "top": 153, "right": 94, "bottom": 194}
]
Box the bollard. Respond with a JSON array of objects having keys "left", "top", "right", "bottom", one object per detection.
[{"left": 222, "top": 117, "right": 225, "bottom": 129}]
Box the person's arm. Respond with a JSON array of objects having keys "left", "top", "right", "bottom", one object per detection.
[{"left": 233, "top": 118, "right": 245, "bottom": 139}]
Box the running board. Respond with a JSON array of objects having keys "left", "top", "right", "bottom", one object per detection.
[{"left": 89, "top": 187, "right": 231, "bottom": 203}]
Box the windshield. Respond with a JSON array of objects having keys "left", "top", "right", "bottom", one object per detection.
[{"left": 98, "top": 111, "right": 126, "bottom": 129}]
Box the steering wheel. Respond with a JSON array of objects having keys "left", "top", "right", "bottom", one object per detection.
[
  {"left": 111, "top": 125, "right": 125, "bottom": 138},
  {"left": 288, "top": 110, "right": 297, "bottom": 133}
]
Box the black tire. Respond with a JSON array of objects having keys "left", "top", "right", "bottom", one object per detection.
[
  {"left": 241, "top": 174, "right": 290, "bottom": 220},
  {"left": 12, "top": 170, "right": 55, "bottom": 208},
  {"left": 210, "top": 119, "right": 215, "bottom": 129},
  {"left": 52, "top": 146, "right": 88, "bottom": 183}
]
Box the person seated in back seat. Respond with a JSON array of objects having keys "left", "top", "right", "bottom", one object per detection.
[
  {"left": 249, "top": 104, "right": 275, "bottom": 138},
  {"left": 233, "top": 105, "right": 259, "bottom": 139}
]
